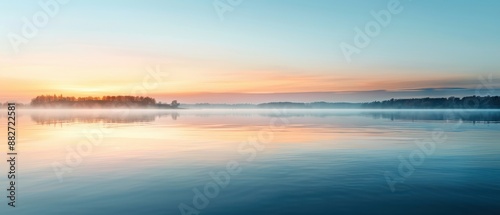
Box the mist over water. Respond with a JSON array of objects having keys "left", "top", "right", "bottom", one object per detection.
[
  {"left": 1, "top": 109, "right": 499, "bottom": 215},
  {"left": 10, "top": 109, "right": 500, "bottom": 124}
]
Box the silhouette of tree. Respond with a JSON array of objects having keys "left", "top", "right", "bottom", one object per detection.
[
  {"left": 30, "top": 94, "right": 179, "bottom": 109},
  {"left": 171, "top": 100, "right": 180, "bottom": 108}
]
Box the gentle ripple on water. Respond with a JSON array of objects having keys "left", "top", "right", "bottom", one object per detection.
[{"left": 0, "top": 109, "right": 499, "bottom": 215}]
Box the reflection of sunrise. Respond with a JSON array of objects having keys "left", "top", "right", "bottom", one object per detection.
[{"left": 6, "top": 110, "right": 424, "bottom": 170}]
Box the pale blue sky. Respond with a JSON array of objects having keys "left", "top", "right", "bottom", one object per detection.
[{"left": 1, "top": 0, "right": 499, "bottom": 102}]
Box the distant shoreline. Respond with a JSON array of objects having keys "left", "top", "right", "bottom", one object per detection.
[
  {"left": 2, "top": 95, "right": 499, "bottom": 110},
  {"left": 5, "top": 107, "right": 500, "bottom": 110}
]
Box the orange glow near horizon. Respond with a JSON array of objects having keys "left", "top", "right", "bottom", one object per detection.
[
  {"left": 0, "top": 67, "right": 477, "bottom": 103},
  {"left": 0, "top": 50, "right": 482, "bottom": 103}
]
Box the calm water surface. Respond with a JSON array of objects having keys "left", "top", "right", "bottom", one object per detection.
[{"left": 1, "top": 109, "right": 499, "bottom": 215}]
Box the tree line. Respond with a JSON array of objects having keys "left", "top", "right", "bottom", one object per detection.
[
  {"left": 30, "top": 94, "right": 180, "bottom": 108},
  {"left": 5, "top": 95, "right": 500, "bottom": 109},
  {"left": 256, "top": 96, "right": 500, "bottom": 109},
  {"left": 362, "top": 96, "right": 500, "bottom": 109}
]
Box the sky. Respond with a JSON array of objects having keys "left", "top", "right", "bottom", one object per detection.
[{"left": 0, "top": 0, "right": 499, "bottom": 103}]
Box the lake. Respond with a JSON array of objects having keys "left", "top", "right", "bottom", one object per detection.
[{"left": 1, "top": 109, "right": 500, "bottom": 215}]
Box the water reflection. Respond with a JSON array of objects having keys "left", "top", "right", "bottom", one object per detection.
[
  {"left": 27, "top": 109, "right": 179, "bottom": 124},
  {"left": 0, "top": 109, "right": 499, "bottom": 215},
  {"left": 16, "top": 109, "right": 500, "bottom": 124},
  {"left": 359, "top": 110, "right": 500, "bottom": 123},
  {"left": 256, "top": 110, "right": 500, "bottom": 123}
]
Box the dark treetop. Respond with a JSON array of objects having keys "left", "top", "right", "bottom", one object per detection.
[{"left": 30, "top": 95, "right": 180, "bottom": 109}]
